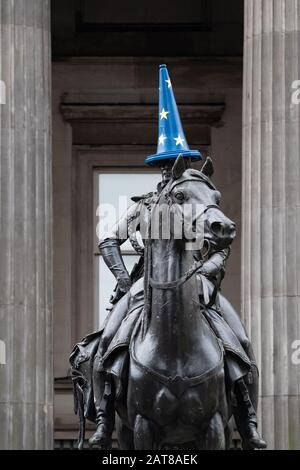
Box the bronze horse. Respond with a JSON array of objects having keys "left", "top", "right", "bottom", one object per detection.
[
  {"left": 111, "top": 159, "right": 236, "bottom": 450},
  {"left": 70, "top": 157, "right": 249, "bottom": 450}
]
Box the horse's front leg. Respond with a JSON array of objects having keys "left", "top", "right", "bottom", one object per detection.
[
  {"left": 197, "top": 412, "right": 226, "bottom": 450},
  {"left": 134, "top": 415, "right": 155, "bottom": 450}
]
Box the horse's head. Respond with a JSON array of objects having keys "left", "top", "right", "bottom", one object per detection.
[{"left": 157, "top": 155, "right": 236, "bottom": 250}]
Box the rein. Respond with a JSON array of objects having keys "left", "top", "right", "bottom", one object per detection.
[
  {"left": 141, "top": 173, "right": 218, "bottom": 330},
  {"left": 149, "top": 258, "right": 204, "bottom": 290},
  {"left": 148, "top": 202, "right": 220, "bottom": 291}
]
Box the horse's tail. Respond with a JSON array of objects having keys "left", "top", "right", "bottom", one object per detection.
[{"left": 72, "top": 371, "right": 86, "bottom": 450}]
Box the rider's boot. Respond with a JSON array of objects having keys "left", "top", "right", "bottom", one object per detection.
[
  {"left": 242, "top": 342, "right": 259, "bottom": 411},
  {"left": 89, "top": 372, "right": 115, "bottom": 448},
  {"left": 234, "top": 377, "right": 267, "bottom": 450}
]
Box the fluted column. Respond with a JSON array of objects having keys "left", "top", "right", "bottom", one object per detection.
[
  {"left": 0, "top": 1, "right": 53, "bottom": 449},
  {"left": 242, "top": 0, "right": 300, "bottom": 449}
]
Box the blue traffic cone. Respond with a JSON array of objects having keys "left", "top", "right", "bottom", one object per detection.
[{"left": 145, "top": 64, "right": 202, "bottom": 166}]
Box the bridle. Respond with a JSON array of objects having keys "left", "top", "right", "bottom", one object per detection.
[
  {"left": 141, "top": 170, "right": 219, "bottom": 333},
  {"left": 149, "top": 258, "right": 205, "bottom": 290},
  {"left": 147, "top": 174, "right": 221, "bottom": 290}
]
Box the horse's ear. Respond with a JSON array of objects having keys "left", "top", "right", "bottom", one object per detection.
[
  {"left": 172, "top": 154, "right": 186, "bottom": 180},
  {"left": 201, "top": 157, "right": 214, "bottom": 178}
]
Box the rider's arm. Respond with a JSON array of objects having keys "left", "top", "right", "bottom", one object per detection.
[
  {"left": 98, "top": 203, "right": 139, "bottom": 293},
  {"left": 201, "top": 247, "right": 231, "bottom": 279}
]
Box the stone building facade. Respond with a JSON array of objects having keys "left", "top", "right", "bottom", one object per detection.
[{"left": 0, "top": 0, "right": 299, "bottom": 449}]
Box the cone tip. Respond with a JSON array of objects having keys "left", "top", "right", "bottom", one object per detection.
[{"left": 159, "top": 64, "right": 167, "bottom": 69}]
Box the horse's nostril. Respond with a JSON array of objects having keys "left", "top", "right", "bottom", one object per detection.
[{"left": 228, "top": 223, "right": 236, "bottom": 236}]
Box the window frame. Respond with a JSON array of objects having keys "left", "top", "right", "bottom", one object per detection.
[
  {"left": 71, "top": 146, "right": 159, "bottom": 343},
  {"left": 93, "top": 167, "right": 160, "bottom": 326}
]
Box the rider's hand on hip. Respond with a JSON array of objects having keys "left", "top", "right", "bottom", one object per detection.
[{"left": 117, "top": 276, "right": 132, "bottom": 293}]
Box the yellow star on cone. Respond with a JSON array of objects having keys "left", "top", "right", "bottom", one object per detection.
[
  {"left": 159, "top": 134, "right": 167, "bottom": 145},
  {"left": 160, "top": 108, "right": 169, "bottom": 120},
  {"left": 174, "top": 135, "right": 185, "bottom": 146}
]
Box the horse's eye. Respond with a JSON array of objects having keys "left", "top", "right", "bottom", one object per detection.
[
  {"left": 174, "top": 191, "right": 185, "bottom": 201},
  {"left": 215, "top": 191, "right": 221, "bottom": 205}
]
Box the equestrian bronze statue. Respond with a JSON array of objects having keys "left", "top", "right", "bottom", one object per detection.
[{"left": 70, "top": 65, "right": 266, "bottom": 451}]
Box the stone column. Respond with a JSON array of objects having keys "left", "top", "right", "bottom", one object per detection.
[
  {"left": 0, "top": 1, "right": 53, "bottom": 449},
  {"left": 242, "top": 0, "right": 300, "bottom": 449}
]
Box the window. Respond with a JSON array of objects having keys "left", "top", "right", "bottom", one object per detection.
[{"left": 94, "top": 171, "right": 160, "bottom": 326}]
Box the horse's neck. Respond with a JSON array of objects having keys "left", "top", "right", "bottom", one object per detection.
[
  {"left": 151, "top": 238, "right": 186, "bottom": 285},
  {"left": 147, "top": 239, "right": 203, "bottom": 355}
]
